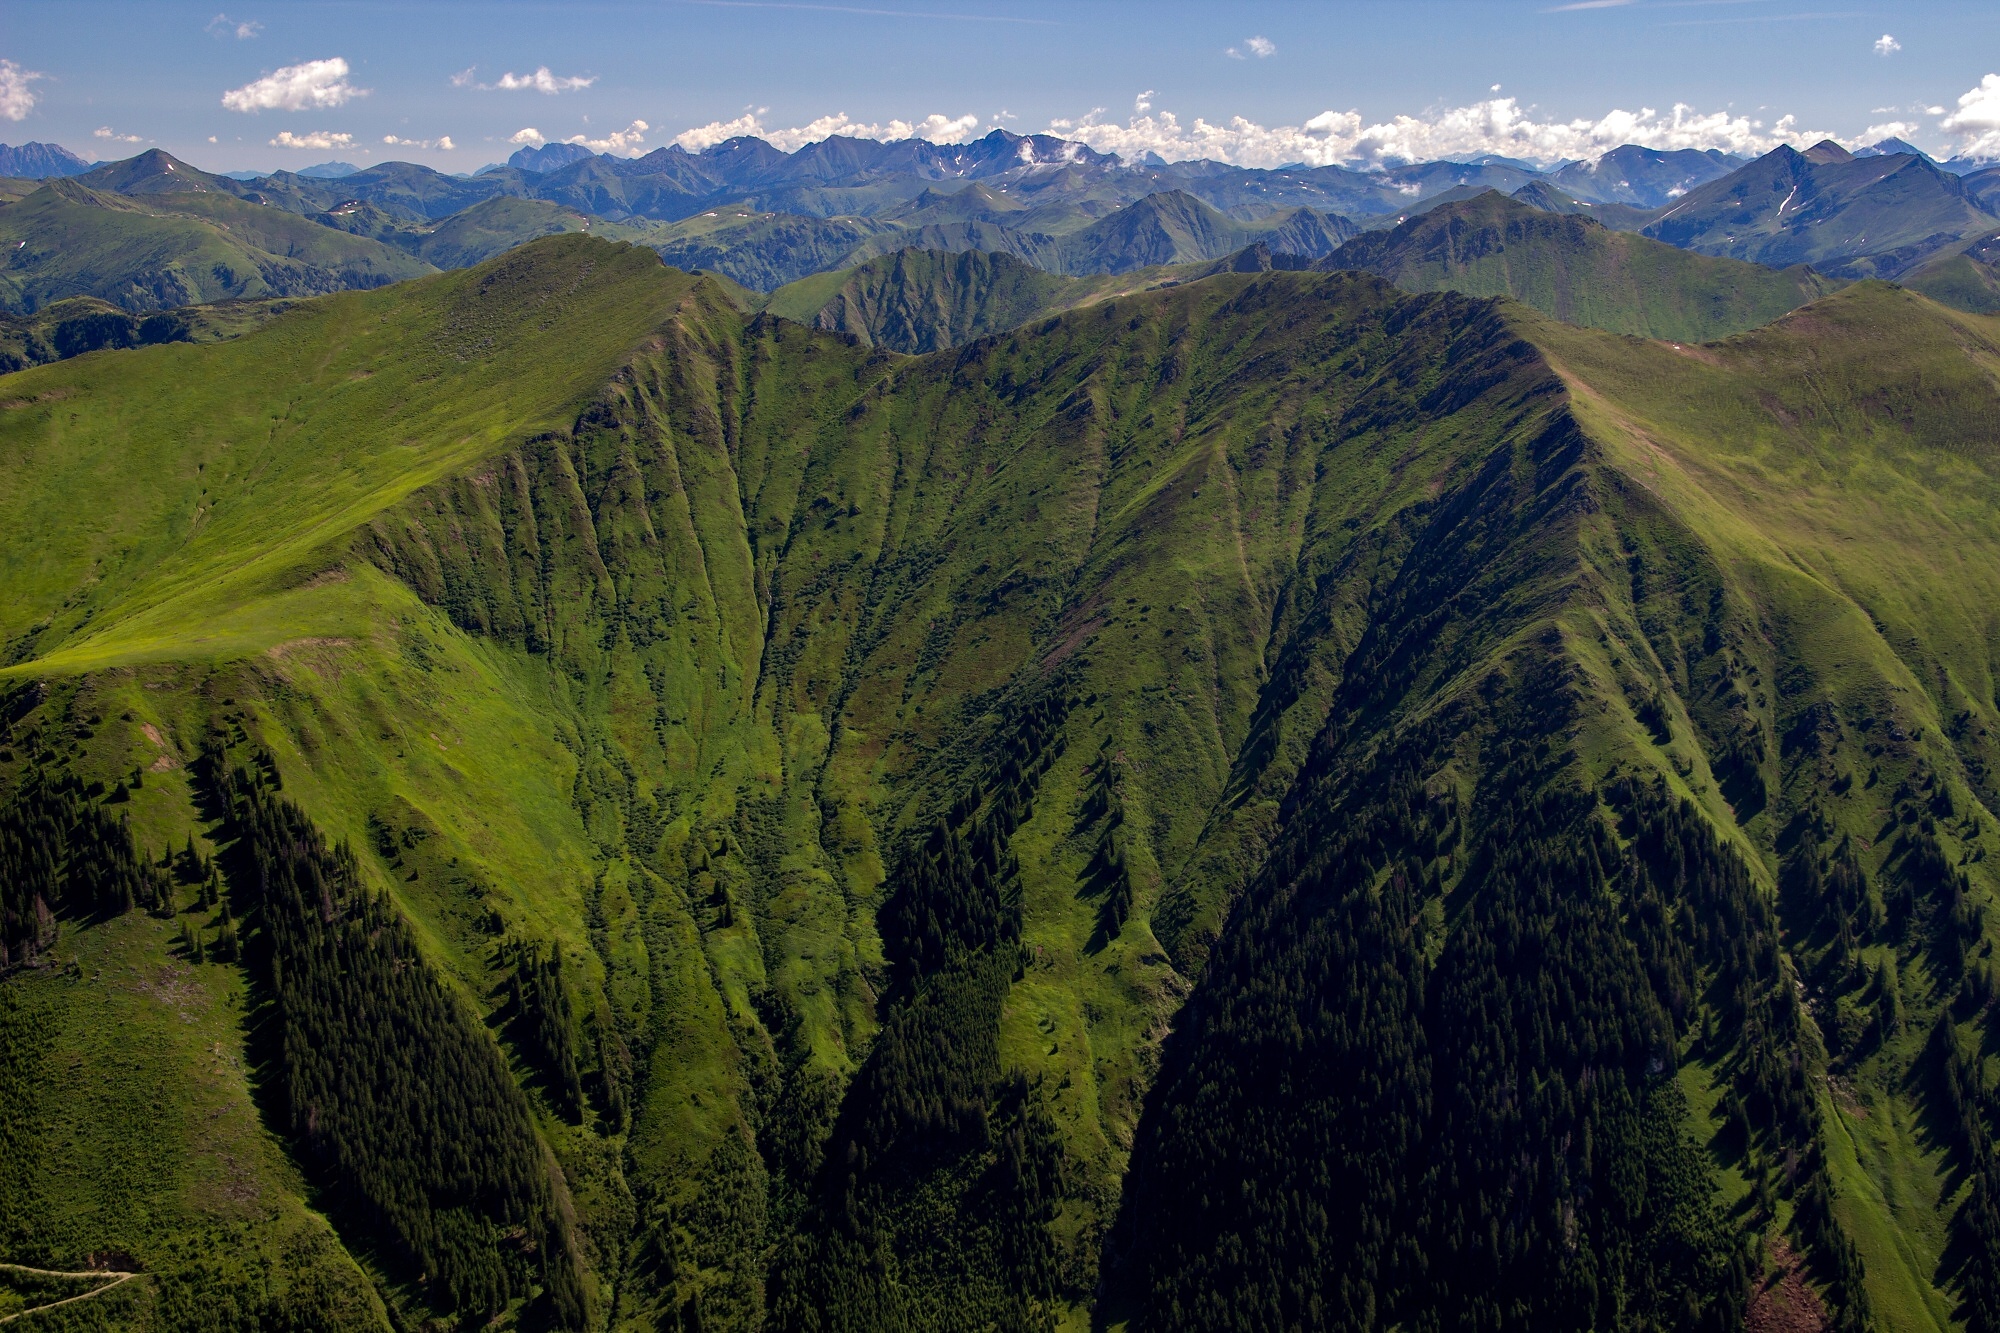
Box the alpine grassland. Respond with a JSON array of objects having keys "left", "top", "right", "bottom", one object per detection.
[{"left": 2, "top": 233, "right": 1998, "bottom": 1333}]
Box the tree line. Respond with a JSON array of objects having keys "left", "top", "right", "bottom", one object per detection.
[{"left": 202, "top": 747, "right": 587, "bottom": 1326}]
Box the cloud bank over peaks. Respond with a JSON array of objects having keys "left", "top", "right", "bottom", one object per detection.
[
  {"left": 1045, "top": 95, "right": 1838, "bottom": 169},
  {"left": 674, "top": 110, "right": 981, "bottom": 152},
  {"left": 511, "top": 120, "right": 650, "bottom": 154},
  {"left": 647, "top": 74, "right": 2000, "bottom": 171},
  {"left": 222, "top": 58, "right": 366, "bottom": 113}
]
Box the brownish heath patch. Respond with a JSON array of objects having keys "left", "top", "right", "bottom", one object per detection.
[
  {"left": 140, "top": 722, "right": 179, "bottom": 770},
  {"left": 1747, "top": 1236, "right": 1829, "bottom": 1333},
  {"left": 265, "top": 636, "right": 355, "bottom": 681}
]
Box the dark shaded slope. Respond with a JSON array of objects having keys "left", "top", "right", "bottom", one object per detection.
[
  {"left": 1053, "top": 190, "right": 1351, "bottom": 274},
  {"left": 1319, "top": 191, "right": 1833, "bottom": 340},
  {"left": 832, "top": 219, "right": 1065, "bottom": 274}
]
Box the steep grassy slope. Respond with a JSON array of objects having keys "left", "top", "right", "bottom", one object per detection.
[
  {"left": 1322, "top": 191, "right": 1836, "bottom": 341},
  {"left": 4, "top": 238, "right": 1999, "bottom": 1333},
  {"left": 1900, "top": 228, "right": 2000, "bottom": 314},
  {"left": 785, "top": 247, "right": 1288, "bottom": 353},
  {"left": 0, "top": 180, "right": 434, "bottom": 313},
  {"left": 642, "top": 209, "right": 891, "bottom": 291}
]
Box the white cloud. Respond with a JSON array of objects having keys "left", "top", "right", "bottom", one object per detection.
[
  {"left": 223, "top": 57, "right": 366, "bottom": 112},
  {"left": 1047, "top": 95, "right": 1839, "bottom": 169},
  {"left": 1245, "top": 36, "right": 1275, "bottom": 57},
  {"left": 674, "top": 113, "right": 762, "bottom": 151},
  {"left": 514, "top": 120, "right": 650, "bottom": 155},
  {"left": 0, "top": 59, "right": 43, "bottom": 122},
  {"left": 570, "top": 119, "right": 648, "bottom": 154},
  {"left": 458, "top": 65, "right": 595, "bottom": 93},
  {"left": 674, "top": 110, "right": 978, "bottom": 152},
  {"left": 207, "top": 13, "right": 261, "bottom": 38},
  {"left": 1941, "top": 73, "right": 2000, "bottom": 159},
  {"left": 1874, "top": 34, "right": 1900, "bottom": 56},
  {"left": 94, "top": 126, "right": 144, "bottom": 143},
  {"left": 271, "top": 129, "right": 354, "bottom": 150},
  {"left": 493, "top": 67, "right": 595, "bottom": 94},
  {"left": 653, "top": 93, "right": 1873, "bottom": 171},
  {"left": 384, "top": 134, "right": 454, "bottom": 150}
]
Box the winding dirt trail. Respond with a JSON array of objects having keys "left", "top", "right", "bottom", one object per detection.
[{"left": 0, "top": 1263, "right": 139, "bottom": 1324}]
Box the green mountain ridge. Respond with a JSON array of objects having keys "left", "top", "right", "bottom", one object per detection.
[
  {"left": 1320, "top": 191, "right": 1838, "bottom": 342},
  {"left": 1, "top": 236, "right": 1998, "bottom": 1333},
  {"left": 0, "top": 178, "right": 435, "bottom": 313}
]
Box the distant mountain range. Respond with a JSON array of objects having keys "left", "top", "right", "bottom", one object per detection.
[
  {"left": 0, "top": 141, "right": 91, "bottom": 178},
  {"left": 1641, "top": 139, "right": 1999, "bottom": 280},
  {"left": 4, "top": 131, "right": 1998, "bottom": 330}
]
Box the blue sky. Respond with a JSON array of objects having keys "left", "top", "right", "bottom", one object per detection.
[{"left": 7, "top": 1, "right": 2000, "bottom": 171}]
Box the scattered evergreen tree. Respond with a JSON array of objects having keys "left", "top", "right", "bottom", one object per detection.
[{"left": 504, "top": 939, "right": 586, "bottom": 1122}]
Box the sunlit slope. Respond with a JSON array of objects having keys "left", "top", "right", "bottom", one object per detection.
[
  {"left": 1539, "top": 282, "right": 2000, "bottom": 754},
  {"left": 0, "top": 236, "right": 699, "bottom": 672}
]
